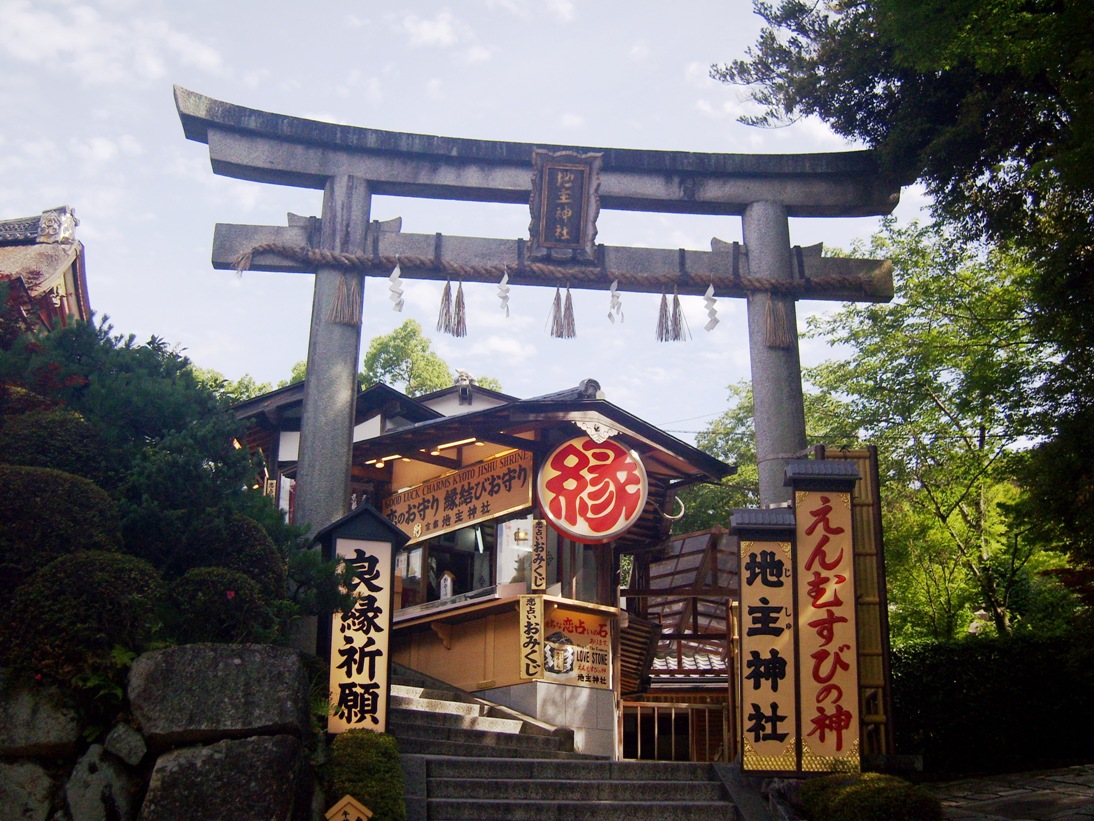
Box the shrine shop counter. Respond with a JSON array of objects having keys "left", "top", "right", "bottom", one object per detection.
[{"left": 391, "top": 583, "right": 619, "bottom": 695}]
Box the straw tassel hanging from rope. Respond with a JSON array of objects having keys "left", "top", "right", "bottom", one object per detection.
[
  {"left": 548, "top": 285, "right": 577, "bottom": 339},
  {"left": 436, "top": 279, "right": 468, "bottom": 337},
  {"left": 437, "top": 279, "right": 453, "bottom": 334},
  {"left": 656, "top": 287, "right": 689, "bottom": 342},
  {"left": 326, "top": 272, "right": 362, "bottom": 326},
  {"left": 452, "top": 281, "right": 467, "bottom": 337},
  {"left": 765, "top": 294, "right": 795, "bottom": 349}
]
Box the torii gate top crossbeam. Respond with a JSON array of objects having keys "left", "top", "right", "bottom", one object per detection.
[{"left": 174, "top": 86, "right": 900, "bottom": 219}]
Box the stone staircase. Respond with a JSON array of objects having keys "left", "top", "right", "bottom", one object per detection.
[{"left": 391, "top": 665, "right": 741, "bottom": 820}]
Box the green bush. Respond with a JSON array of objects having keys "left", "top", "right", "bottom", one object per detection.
[
  {"left": 328, "top": 731, "right": 406, "bottom": 821},
  {"left": 798, "top": 772, "right": 943, "bottom": 821},
  {"left": 892, "top": 634, "right": 1094, "bottom": 774},
  {"left": 166, "top": 567, "right": 272, "bottom": 644},
  {"left": 177, "top": 510, "right": 286, "bottom": 598},
  {"left": 0, "top": 550, "right": 163, "bottom": 685},
  {"left": 0, "top": 384, "right": 55, "bottom": 415},
  {"left": 0, "top": 409, "right": 109, "bottom": 485},
  {"left": 0, "top": 465, "right": 121, "bottom": 597}
]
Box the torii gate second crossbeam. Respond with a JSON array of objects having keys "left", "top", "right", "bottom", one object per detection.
[{"left": 175, "top": 86, "right": 900, "bottom": 536}]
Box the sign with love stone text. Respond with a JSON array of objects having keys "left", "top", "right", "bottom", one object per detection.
[{"left": 537, "top": 436, "right": 648, "bottom": 544}]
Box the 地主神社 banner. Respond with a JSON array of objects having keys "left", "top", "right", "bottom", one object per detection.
[
  {"left": 382, "top": 450, "right": 532, "bottom": 544},
  {"left": 329, "top": 538, "right": 394, "bottom": 733},
  {"left": 740, "top": 539, "right": 798, "bottom": 772},
  {"left": 795, "top": 489, "right": 860, "bottom": 771}
]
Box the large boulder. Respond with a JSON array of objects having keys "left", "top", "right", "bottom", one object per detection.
[
  {"left": 128, "top": 644, "right": 310, "bottom": 749},
  {"left": 0, "top": 673, "right": 80, "bottom": 757},
  {"left": 0, "top": 760, "right": 54, "bottom": 821},
  {"left": 64, "top": 744, "right": 140, "bottom": 821},
  {"left": 137, "top": 735, "right": 306, "bottom": 821}
]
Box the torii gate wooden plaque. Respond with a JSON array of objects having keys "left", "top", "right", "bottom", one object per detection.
[{"left": 175, "top": 86, "right": 899, "bottom": 538}]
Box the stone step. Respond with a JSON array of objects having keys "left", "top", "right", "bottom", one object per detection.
[
  {"left": 390, "top": 692, "right": 490, "bottom": 719},
  {"left": 427, "top": 776, "right": 728, "bottom": 802},
  {"left": 398, "top": 738, "right": 594, "bottom": 759},
  {"left": 423, "top": 797, "right": 737, "bottom": 820},
  {"left": 389, "top": 704, "right": 525, "bottom": 735},
  {"left": 421, "top": 757, "right": 717, "bottom": 782},
  {"left": 390, "top": 722, "right": 570, "bottom": 752}
]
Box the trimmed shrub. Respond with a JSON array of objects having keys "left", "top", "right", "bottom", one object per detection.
[
  {"left": 0, "top": 409, "right": 109, "bottom": 485},
  {"left": 178, "top": 510, "right": 286, "bottom": 598},
  {"left": 0, "top": 464, "right": 121, "bottom": 598},
  {"left": 166, "top": 566, "right": 271, "bottom": 644},
  {"left": 328, "top": 731, "right": 406, "bottom": 821},
  {"left": 798, "top": 772, "right": 943, "bottom": 821},
  {"left": 892, "top": 635, "right": 1094, "bottom": 774},
  {"left": 0, "top": 550, "right": 163, "bottom": 685}
]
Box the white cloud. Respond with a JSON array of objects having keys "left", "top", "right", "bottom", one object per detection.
[
  {"left": 334, "top": 70, "right": 384, "bottom": 104},
  {"left": 425, "top": 79, "right": 444, "bottom": 101},
  {"left": 401, "top": 12, "right": 461, "bottom": 47},
  {"left": 629, "top": 41, "right": 650, "bottom": 61},
  {"left": 545, "top": 0, "right": 577, "bottom": 22},
  {"left": 685, "top": 61, "right": 719, "bottom": 89},
  {"left": 560, "top": 113, "right": 584, "bottom": 129},
  {"left": 0, "top": 0, "right": 224, "bottom": 85},
  {"left": 463, "top": 44, "right": 493, "bottom": 64}
]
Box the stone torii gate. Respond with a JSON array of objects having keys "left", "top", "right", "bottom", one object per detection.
[{"left": 174, "top": 86, "right": 899, "bottom": 534}]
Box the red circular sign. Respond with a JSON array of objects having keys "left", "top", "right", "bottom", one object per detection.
[{"left": 537, "top": 436, "right": 648, "bottom": 544}]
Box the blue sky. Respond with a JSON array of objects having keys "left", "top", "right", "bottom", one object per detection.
[{"left": 1, "top": 0, "right": 927, "bottom": 442}]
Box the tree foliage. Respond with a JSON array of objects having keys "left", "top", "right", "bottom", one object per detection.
[
  {"left": 715, "top": 0, "right": 1094, "bottom": 581},
  {"left": 360, "top": 319, "right": 455, "bottom": 396},
  {"left": 0, "top": 303, "right": 348, "bottom": 697},
  {"left": 674, "top": 382, "right": 859, "bottom": 533},
  {"left": 805, "top": 221, "right": 1072, "bottom": 638}
]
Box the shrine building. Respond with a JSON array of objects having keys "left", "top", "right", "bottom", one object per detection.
[{"left": 236, "top": 375, "right": 891, "bottom": 766}]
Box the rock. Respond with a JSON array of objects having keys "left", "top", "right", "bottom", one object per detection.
[
  {"left": 0, "top": 673, "right": 80, "bottom": 758},
  {"left": 128, "top": 644, "right": 311, "bottom": 749},
  {"left": 0, "top": 760, "right": 55, "bottom": 821},
  {"left": 64, "top": 744, "right": 140, "bottom": 821},
  {"left": 137, "top": 735, "right": 306, "bottom": 821},
  {"left": 104, "top": 724, "right": 147, "bottom": 768}
]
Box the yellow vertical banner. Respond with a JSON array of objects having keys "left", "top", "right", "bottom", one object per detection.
[
  {"left": 328, "top": 539, "right": 394, "bottom": 734},
  {"left": 519, "top": 594, "right": 544, "bottom": 681},
  {"left": 531, "top": 519, "right": 548, "bottom": 592},
  {"left": 795, "top": 490, "right": 860, "bottom": 772},
  {"left": 740, "top": 540, "right": 797, "bottom": 772}
]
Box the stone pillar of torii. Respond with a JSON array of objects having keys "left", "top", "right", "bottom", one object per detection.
[{"left": 175, "top": 87, "right": 899, "bottom": 533}]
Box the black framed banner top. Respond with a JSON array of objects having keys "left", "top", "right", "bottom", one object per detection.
[{"left": 529, "top": 149, "right": 602, "bottom": 262}]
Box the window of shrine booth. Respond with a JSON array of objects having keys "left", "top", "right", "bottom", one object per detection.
[{"left": 394, "top": 511, "right": 613, "bottom": 608}]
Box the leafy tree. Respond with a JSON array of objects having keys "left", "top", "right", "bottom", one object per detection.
[
  {"left": 278, "top": 321, "right": 503, "bottom": 397},
  {"left": 360, "top": 319, "right": 455, "bottom": 396},
  {"left": 278, "top": 359, "right": 307, "bottom": 388},
  {"left": 713, "top": 0, "right": 1094, "bottom": 579},
  {"left": 189, "top": 365, "right": 272, "bottom": 402},
  {"left": 805, "top": 221, "right": 1070, "bottom": 637},
  {"left": 675, "top": 382, "right": 858, "bottom": 533}
]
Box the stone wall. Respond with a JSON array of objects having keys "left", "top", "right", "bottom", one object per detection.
[{"left": 0, "top": 644, "right": 317, "bottom": 821}]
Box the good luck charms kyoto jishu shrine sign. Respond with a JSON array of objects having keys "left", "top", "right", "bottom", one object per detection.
[{"left": 173, "top": 86, "right": 899, "bottom": 538}]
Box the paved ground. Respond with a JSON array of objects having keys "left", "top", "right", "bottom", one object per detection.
[{"left": 926, "top": 764, "right": 1094, "bottom": 821}]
